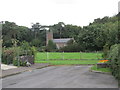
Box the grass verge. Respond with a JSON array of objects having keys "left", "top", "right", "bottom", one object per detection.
[{"left": 91, "top": 65, "right": 111, "bottom": 73}]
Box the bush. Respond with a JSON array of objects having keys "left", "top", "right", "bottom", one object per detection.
[
  {"left": 59, "top": 43, "right": 80, "bottom": 52},
  {"left": 13, "top": 59, "right": 26, "bottom": 66},
  {"left": 2, "top": 43, "right": 36, "bottom": 66},
  {"left": 2, "top": 47, "right": 18, "bottom": 64},
  {"left": 20, "top": 41, "right": 37, "bottom": 56},
  {"left": 31, "top": 46, "right": 37, "bottom": 55},
  {"left": 102, "top": 43, "right": 110, "bottom": 59},
  {"left": 31, "top": 39, "right": 41, "bottom": 47},
  {"left": 46, "top": 40, "right": 57, "bottom": 52},
  {"left": 107, "top": 44, "right": 120, "bottom": 86}
]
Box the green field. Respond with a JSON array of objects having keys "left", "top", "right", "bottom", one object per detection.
[
  {"left": 35, "top": 60, "right": 100, "bottom": 65},
  {"left": 35, "top": 52, "right": 103, "bottom": 60},
  {"left": 35, "top": 52, "right": 103, "bottom": 65}
]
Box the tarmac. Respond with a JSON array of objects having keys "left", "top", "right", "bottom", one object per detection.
[
  {"left": 2, "top": 65, "right": 118, "bottom": 88},
  {"left": 1, "top": 63, "right": 49, "bottom": 78}
]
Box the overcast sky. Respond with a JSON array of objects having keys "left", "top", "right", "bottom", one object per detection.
[{"left": 0, "top": 0, "right": 119, "bottom": 27}]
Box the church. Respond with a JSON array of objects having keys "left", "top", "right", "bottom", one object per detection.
[{"left": 46, "top": 30, "right": 73, "bottom": 49}]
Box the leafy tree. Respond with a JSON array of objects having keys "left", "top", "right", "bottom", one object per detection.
[
  {"left": 31, "top": 22, "right": 41, "bottom": 39},
  {"left": 46, "top": 40, "right": 57, "bottom": 52},
  {"left": 20, "top": 41, "right": 31, "bottom": 50},
  {"left": 31, "top": 39, "right": 41, "bottom": 47},
  {"left": 67, "top": 39, "right": 74, "bottom": 45}
]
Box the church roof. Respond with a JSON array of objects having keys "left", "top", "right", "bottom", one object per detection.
[{"left": 53, "top": 38, "right": 73, "bottom": 43}]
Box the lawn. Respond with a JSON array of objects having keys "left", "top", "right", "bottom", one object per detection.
[
  {"left": 35, "top": 60, "right": 100, "bottom": 65},
  {"left": 35, "top": 52, "right": 103, "bottom": 65},
  {"left": 91, "top": 65, "right": 111, "bottom": 73},
  {"left": 35, "top": 52, "right": 103, "bottom": 60}
]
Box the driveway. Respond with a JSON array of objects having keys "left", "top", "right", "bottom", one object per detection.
[{"left": 2, "top": 65, "right": 118, "bottom": 88}]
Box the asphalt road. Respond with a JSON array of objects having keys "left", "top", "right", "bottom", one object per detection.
[{"left": 2, "top": 65, "right": 118, "bottom": 88}]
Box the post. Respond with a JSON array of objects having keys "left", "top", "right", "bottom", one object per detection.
[
  {"left": 46, "top": 52, "right": 47, "bottom": 60},
  {"left": 80, "top": 51, "right": 82, "bottom": 60},
  {"left": 80, "top": 51, "right": 81, "bottom": 58},
  {"left": 96, "top": 51, "right": 98, "bottom": 60},
  {"left": 17, "top": 49, "right": 20, "bottom": 66},
  {"left": 97, "top": 51, "right": 99, "bottom": 60},
  {"left": 47, "top": 52, "right": 49, "bottom": 61},
  {"left": 62, "top": 51, "right": 64, "bottom": 60}
]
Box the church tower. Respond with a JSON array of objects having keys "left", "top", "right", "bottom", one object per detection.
[{"left": 46, "top": 30, "right": 53, "bottom": 45}]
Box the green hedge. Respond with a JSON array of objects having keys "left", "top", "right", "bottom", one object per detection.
[{"left": 107, "top": 44, "right": 120, "bottom": 86}]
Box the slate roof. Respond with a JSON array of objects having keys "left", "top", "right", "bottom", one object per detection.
[{"left": 53, "top": 38, "right": 73, "bottom": 43}]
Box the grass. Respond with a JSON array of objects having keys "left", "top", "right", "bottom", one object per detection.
[
  {"left": 35, "top": 60, "right": 99, "bottom": 65},
  {"left": 35, "top": 52, "right": 103, "bottom": 65},
  {"left": 91, "top": 65, "right": 111, "bottom": 73},
  {"left": 35, "top": 52, "right": 103, "bottom": 61}
]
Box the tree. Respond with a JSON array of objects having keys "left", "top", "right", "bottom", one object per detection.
[
  {"left": 2, "top": 21, "right": 19, "bottom": 47},
  {"left": 31, "top": 22, "right": 41, "bottom": 39},
  {"left": 31, "top": 39, "right": 41, "bottom": 47},
  {"left": 46, "top": 40, "right": 57, "bottom": 52}
]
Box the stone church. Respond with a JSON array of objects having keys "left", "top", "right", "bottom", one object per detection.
[{"left": 46, "top": 30, "right": 73, "bottom": 49}]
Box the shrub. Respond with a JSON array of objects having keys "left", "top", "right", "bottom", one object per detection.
[
  {"left": 20, "top": 41, "right": 37, "bottom": 56},
  {"left": 46, "top": 40, "right": 57, "bottom": 52},
  {"left": 59, "top": 43, "right": 80, "bottom": 52},
  {"left": 2, "top": 44, "right": 36, "bottom": 66},
  {"left": 2, "top": 47, "right": 18, "bottom": 64},
  {"left": 102, "top": 43, "right": 110, "bottom": 59},
  {"left": 31, "top": 46, "right": 37, "bottom": 55},
  {"left": 107, "top": 44, "right": 120, "bottom": 86},
  {"left": 13, "top": 59, "right": 26, "bottom": 66},
  {"left": 31, "top": 39, "right": 41, "bottom": 47}
]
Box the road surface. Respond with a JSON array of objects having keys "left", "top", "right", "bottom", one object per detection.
[{"left": 2, "top": 65, "right": 118, "bottom": 88}]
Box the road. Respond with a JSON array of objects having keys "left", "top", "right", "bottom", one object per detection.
[{"left": 2, "top": 65, "right": 118, "bottom": 88}]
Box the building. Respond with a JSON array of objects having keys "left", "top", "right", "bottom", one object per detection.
[{"left": 46, "top": 30, "right": 73, "bottom": 49}]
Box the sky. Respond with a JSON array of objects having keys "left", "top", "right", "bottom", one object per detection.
[{"left": 0, "top": 0, "right": 119, "bottom": 27}]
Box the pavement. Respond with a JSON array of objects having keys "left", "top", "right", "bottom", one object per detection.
[
  {"left": 2, "top": 65, "right": 118, "bottom": 88},
  {"left": 1, "top": 64, "right": 17, "bottom": 70},
  {"left": 1, "top": 63, "right": 49, "bottom": 78}
]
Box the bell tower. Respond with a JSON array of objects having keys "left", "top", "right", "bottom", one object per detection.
[{"left": 46, "top": 30, "right": 53, "bottom": 45}]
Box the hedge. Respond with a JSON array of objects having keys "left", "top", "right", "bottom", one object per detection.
[{"left": 107, "top": 44, "right": 120, "bottom": 86}]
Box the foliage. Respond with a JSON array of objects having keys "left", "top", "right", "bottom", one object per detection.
[
  {"left": 107, "top": 44, "right": 120, "bottom": 85},
  {"left": 20, "top": 41, "right": 31, "bottom": 50},
  {"left": 76, "top": 16, "right": 118, "bottom": 51},
  {"left": 60, "top": 43, "right": 80, "bottom": 52},
  {"left": 13, "top": 59, "right": 26, "bottom": 66},
  {"left": 52, "top": 22, "right": 81, "bottom": 39},
  {"left": 31, "top": 39, "right": 41, "bottom": 47},
  {"left": 2, "top": 47, "right": 19, "bottom": 64},
  {"left": 46, "top": 40, "right": 57, "bottom": 52},
  {"left": 30, "top": 46, "right": 37, "bottom": 55},
  {"left": 2, "top": 21, "right": 31, "bottom": 47},
  {"left": 102, "top": 44, "right": 110, "bottom": 59},
  {"left": 20, "top": 41, "right": 34, "bottom": 55},
  {"left": 2, "top": 42, "right": 37, "bottom": 65},
  {"left": 2, "top": 14, "right": 119, "bottom": 52},
  {"left": 67, "top": 39, "right": 74, "bottom": 45}
]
